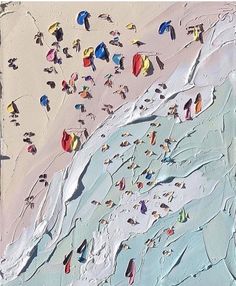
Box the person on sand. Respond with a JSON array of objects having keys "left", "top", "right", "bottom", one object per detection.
[
  {"left": 34, "top": 32, "right": 43, "bottom": 46},
  {"left": 84, "top": 128, "right": 89, "bottom": 139},
  {"left": 160, "top": 143, "right": 170, "bottom": 154},
  {"left": 105, "top": 200, "right": 115, "bottom": 208},
  {"left": 72, "top": 39, "right": 80, "bottom": 52},
  {"left": 98, "top": 13, "right": 113, "bottom": 23},
  {"left": 43, "top": 66, "right": 58, "bottom": 74},
  {"left": 27, "top": 144, "right": 37, "bottom": 155},
  {"left": 102, "top": 104, "right": 113, "bottom": 114},
  {"left": 91, "top": 200, "right": 101, "bottom": 206},
  {"left": 8, "top": 58, "right": 18, "bottom": 70},
  {"left": 63, "top": 47, "right": 72, "bottom": 58},
  {"left": 86, "top": 112, "right": 95, "bottom": 120},
  {"left": 127, "top": 218, "right": 138, "bottom": 225},
  {"left": 104, "top": 78, "right": 113, "bottom": 87},
  {"left": 25, "top": 195, "right": 34, "bottom": 209},
  {"left": 23, "top": 138, "right": 32, "bottom": 144},
  {"left": 47, "top": 81, "right": 56, "bottom": 89},
  {"left": 52, "top": 41, "right": 60, "bottom": 51},
  {"left": 82, "top": 75, "right": 95, "bottom": 86}
]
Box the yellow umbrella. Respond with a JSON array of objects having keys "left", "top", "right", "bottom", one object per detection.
[
  {"left": 131, "top": 39, "right": 139, "bottom": 45},
  {"left": 7, "top": 102, "right": 17, "bottom": 113},
  {"left": 48, "top": 22, "right": 60, "bottom": 34},
  {"left": 126, "top": 23, "right": 137, "bottom": 32},
  {"left": 83, "top": 47, "right": 94, "bottom": 57},
  {"left": 141, "top": 55, "right": 150, "bottom": 76},
  {"left": 72, "top": 39, "right": 80, "bottom": 48},
  {"left": 71, "top": 133, "right": 80, "bottom": 151},
  {"left": 193, "top": 27, "right": 199, "bottom": 41}
]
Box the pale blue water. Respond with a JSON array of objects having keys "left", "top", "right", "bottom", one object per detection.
[{"left": 5, "top": 79, "right": 235, "bottom": 286}]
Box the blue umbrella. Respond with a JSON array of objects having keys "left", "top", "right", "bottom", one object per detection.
[
  {"left": 77, "top": 11, "right": 89, "bottom": 25},
  {"left": 40, "top": 95, "right": 49, "bottom": 107},
  {"left": 95, "top": 42, "right": 108, "bottom": 60},
  {"left": 75, "top": 104, "right": 84, "bottom": 110},
  {"left": 145, "top": 172, "right": 152, "bottom": 180},
  {"left": 112, "top": 54, "right": 122, "bottom": 65},
  {"left": 140, "top": 200, "right": 147, "bottom": 214},
  {"left": 158, "top": 20, "right": 171, "bottom": 34}
]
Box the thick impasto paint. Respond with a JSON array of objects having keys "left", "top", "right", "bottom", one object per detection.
[{"left": 0, "top": 2, "right": 235, "bottom": 286}]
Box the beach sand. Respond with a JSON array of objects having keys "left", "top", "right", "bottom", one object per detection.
[{"left": 0, "top": 1, "right": 175, "bottom": 254}]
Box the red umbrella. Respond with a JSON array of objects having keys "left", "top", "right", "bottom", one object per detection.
[
  {"left": 63, "top": 250, "right": 73, "bottom": 274},
  {"left": 132, "top": 53, "right": 143, "bottom": 77},
  {"left": 61, "top": 130, "right": 73, "bottom": 152},
  {"left": 83, "top": 57, "right": 92, "bottom": 67}
]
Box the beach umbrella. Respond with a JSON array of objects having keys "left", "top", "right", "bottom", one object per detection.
[
  {"left": 61, "top": 130, "right": 73, "bottom": 152},
  {"left": 126, "top": 23, "right": 137, "bottom": 32},
  {"left": 83, "top": 47, "right": 94, "bottom": 57},
  {"left": 131, "top": 39, "right": 144, "bottom": 47},
  {"left": 62, "top": 80, "right": 69, "bottom": 91},
  {"left": 125, "top": 259, "right": 136, "bottom": 285},
  {"left": 46, "top": 49, "right": 56, "bottom": 62},
  {"left": 184, "top": 98, "right": 192, "bottom": 110},
  {"left": 194, "top": 93, "right": 202, "bottom": 114},
  {"left": 184, "top": 98, "right": 192, "bottom": 120},
  {"left": 132, "top": 53, "right": 143, "bottom": 77},
  {"left": 79, "top": 86, "right": 90, "bottom": 98},
  {"left": 145, "top": 172, "right": 152, "bottom": 180},
  {"left": 178, "top": 208, "right": 189, "bottom": 223},
  {"left": 61, "top": 130, "right": 80, "bottom": 152},
  {"left": 63, "top": 250, "right": 73, "bottom": 274},
  {"left": 54, "top": 27, "right": 63, "bottom": 42},
  {"left": 48, "top": 22, "right": 60, "bottom": 34},
  {"left": 40, "top": 95, "right": 49, "bottom": 107},
  {"left": 7, "top": 101, "right": 18, "bottom": 113},
  {"left": 140, "top": 200, "right": 147, "bottom": 214},
  {"left": 83, "top": 57, "right": 92, "bottom": 67},
  {"left": 27, "top": 144, "right": 37, "bottom": 154},
  {"left": 74, "top": 104, "right": 84, "bottom": 110},
  {"left": 141, "top": 55, "right": 150, "bottom": 76},
  {"left": 95, "top": 42, "right": 108, "bottom": 60},
  {"left": 77, "top": 11, "right": 89, "bottom": 25},
  {"left": 112, "top": 54, "right": 122, "bottom": 66},
  {"left": 69, "top": 72, "right": 78, "bottom": 86},
  {"left": 77, "top": 239, "right": 87, "bottom": 263},
  {"left": 158, "top": 20, "right": 171, "bottom": 34},
  {"left": 71, "top": 132, "right": 80, "bottom": 151}
]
